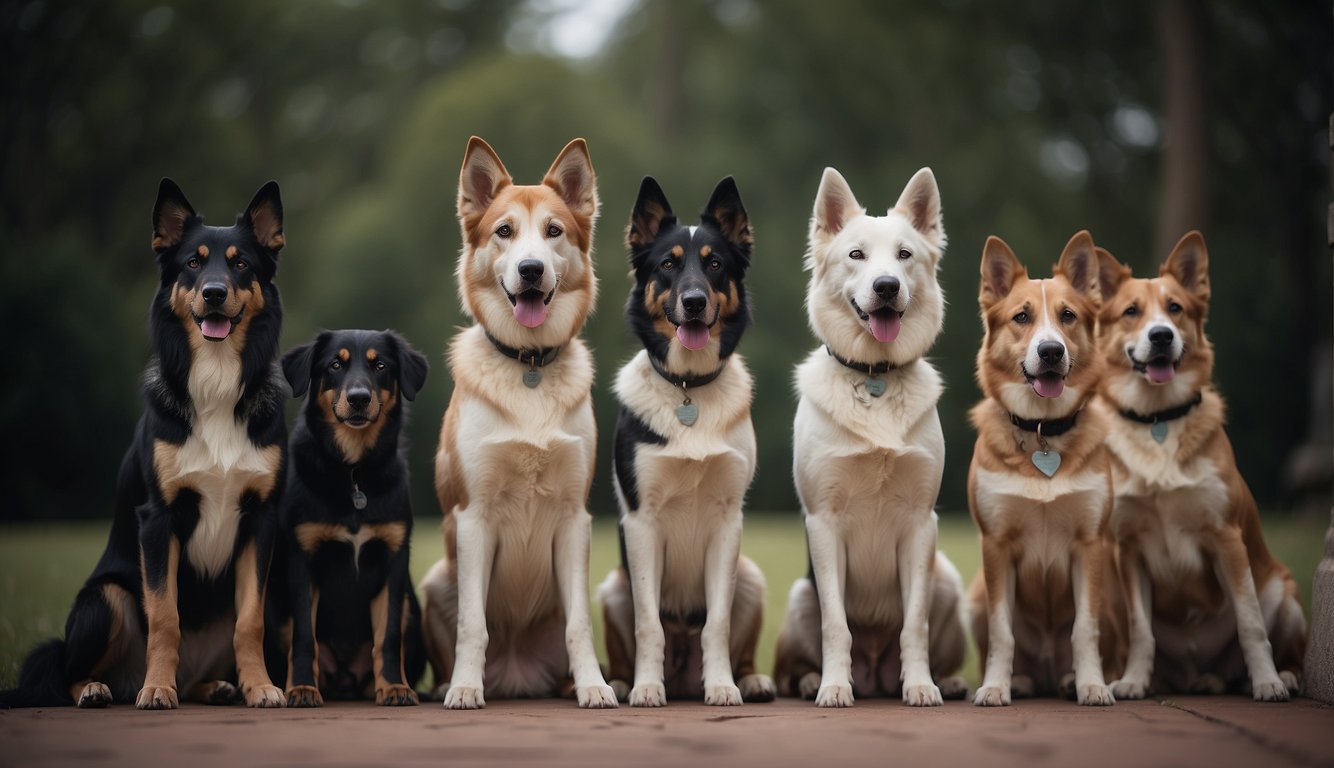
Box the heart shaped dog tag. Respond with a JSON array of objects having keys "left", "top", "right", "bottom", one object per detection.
[
  {"left": 676, "top": 403, "right": 699, "bottom": 427},
  {"left": 1032, "top": 450, "right": 1061, "bottom": 478},
  {"left": 1150, "top": 421, "right": 1169, "bottom": 444}
]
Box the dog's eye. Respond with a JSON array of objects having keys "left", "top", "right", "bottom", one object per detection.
[
  {"left": 546, "top": 224, "right": 562, "bottom": 238},
  {"left": 234, "top": 260, "right": 248, "bottom": 272},
  {"left": 1167, "top": 301, "right": 1183, "bottom": 314},
  {"left": 661, "top": 258, "right": 675, "bottom": 270},
  {"left": 330, "top": 361, "right": 342, "bottom": 371},
  {"left": 848, "top": 249, "right": 865, "bottom": 261},
  {"left": 1061, "top": 308, "right": 1076, "bottom": 324},
  {"left": 375, "top": 361, "right": 387, "bottom": 371},
  {"left": 708, "top": 259, "right": 722, "bottom": 271},
  {"left": 1013, "top": 311, "right": 1030, "bottom": 325},
  {"left": 495, "top": 224, "right": 512, "bottom": 239},
  {"left": 1124, "top": 304, "right": 1139, "bottom": 317},
  {"left": 898, "top": 248, "right": 912, "bottom": 260},
  {"left": 186, "top": 257, "right": 201, "bottom": 269}
]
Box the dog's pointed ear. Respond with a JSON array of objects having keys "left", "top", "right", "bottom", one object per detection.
[
  {"left": 152, "top": 178, "right": 199, "bottom": 254},
  {"left": 458, "top": 136, "right": 513, "bottom": 223},
  {"left": 386, "top": 331, "right": 429, "bottom": 402},
  {"left": 811, "top": 167, "right": 863, "bottom": 240},
  {"left": 241, "top": 181, "right": 285, "bottom": 253},
  {"left": 1095, "top": 246, "right": 1132, "bottom": 303},
  {"left": 893, "top": 167, "right": 944, "bottom": 248},
  {"left": 1161, "top": 230, "right": 1210, "bottom": 303},
  {"left": 543, "top": 138, "right": 598, "bottom": 221},
  {"left": 703, "top": 176, "right": 753, "bottom": 252},
  {"left": 1054, "top": 230, "right": 1100, "bottom": 306},
  {"left": 282, "top": 335, "right": 325, "bottom": 399},
  {"left": 979, "top": 236, "right": 1025, "bottom": 306},
  {"left": 627, "top": 176, "right": 674, "bottom": 253}
]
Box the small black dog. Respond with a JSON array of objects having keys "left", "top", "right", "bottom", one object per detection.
[
  {"left": 272, "top": 329, "right": 429, "bottom": 706},
  {"left": 1, "top": 179, "right": 289, "bottom": 709}
]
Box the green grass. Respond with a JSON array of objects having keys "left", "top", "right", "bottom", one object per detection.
[{"left": 1, "top": 514, "right": 1327, "bottom": 690}]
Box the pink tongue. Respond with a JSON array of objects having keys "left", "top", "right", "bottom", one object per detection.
[
  {"left": 200, "top": 317, "right": 232, "bottom": 339},
  {"left": 1033, "top": 375, "right": 1065, "bottom": 398},
  {"left": 1146, "top": 361, "right": 1176, "bottom": 383},
  {"left": 869, "top": 312, "right": 901, "bottom": 343},
  {"left": 513, "top": 295, "right": 549, "bottom": 328},
  {"left": 676, "top": 322, "right": 710, "bottom": 351}
]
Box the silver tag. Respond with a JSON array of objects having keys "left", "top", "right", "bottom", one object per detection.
[
  {"left": 676, "top": 402, "right": 699, "bottom": 427},
  {"left": 865, "top": 377, "right": 886, "bottom": 397},
  {"left": 1150, "top": 421, "right": 1169, "bottom": 443},
  {"left": 1032, "top": 450, "right": 1061, "bottom": 478},
  {"left": 523, "top": 369, "right": 541, "bottom": 388},
  {"left": 351, "top": 488, "right": 367, "bottom": 510}
]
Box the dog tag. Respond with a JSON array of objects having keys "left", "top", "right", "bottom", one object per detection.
[
  {"left": 523, "top": 369, "right": 541, "bottom": 388},
  {"left": 351, "top": 487, "right": 367, "bottom": 510},
  {"left": 1032, "top": 450, "right": 1061, "bottom": 478},
  {"left": 676, "top": 402, "right": 699, "bottom": 427},
  {"left": 1150, "top": 421, "right": 1169, "bottom": 444},
  {"left": 865, "top": 377, "right": 886, "bottom": 397}
]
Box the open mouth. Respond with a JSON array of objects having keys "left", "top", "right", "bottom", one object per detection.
[
  {"left": 1129, "top": 351, "right": 1179, "bottom": 384},
  {"left": 674, "top": 319, "right": 712, "bottom": 351},
  {"left": 505, "top": 285, "right": 556, "bottom": 329},
  {"left": 1022, "top": 363, "right": 1066, "bottom": 399},
  {"left": 850, "top": 298, "right": 903, "bottom": 343},
  {"left": 193, "top": 311, "right": 241, "bottom": 342}
]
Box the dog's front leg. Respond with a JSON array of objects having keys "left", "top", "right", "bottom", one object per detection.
[
  {"left": 701, "top": 515, "right": 743, "bottom": 706},
  {"left": 444, "top": 508, "right": 495, "bottom": 709},
  {"left": 898, "top": 520, "right": 943, "bottom": 706},
  {"left": 622, "top": 514, "right": 666, "bottom": 707},
  {"left": 372, "top": 545, "right": 418, "bottom": 706},
  {"left": 806, "top": 513, "right": 854, "bottom": 707},
  {"left": 554, "top": 511, "right": 617, "bottom": 708},
  {"left": 234, "top": 536, "right": 284, "bottom": 708},
  {"left": 285, "top": 543, "right": 322, "bottom": 707},
  {"left": 973, "top": 538, "right": 1014, "bottom": 707},
  {"left": 137, "top": 512, "right": 181, "bottom": 710},
  {"left": 1070, "top": 538, "right": 1114, "bottom": 705},
  {"left": 1214, "top": 528, "right": 1288, "bottom": 701},
  {"left": 1111, "top": 552, "right": 1154, "bottom": 699}
]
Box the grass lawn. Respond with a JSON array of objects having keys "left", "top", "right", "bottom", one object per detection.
[{"left": 1, "top": 513, "right": 1328, "bottom": 691}]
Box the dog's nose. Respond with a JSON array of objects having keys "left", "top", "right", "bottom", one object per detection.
[
  {"left": 1149, "top": 326, "right": 1174, "bottom": 347},
  {"left": 681, "top": 289, "right": 708, "bottom": 315},
  {"left": 1037, "top": 341, "right": 1065, "bottom": 365},
  {"left": 517, "top": 259, "right": 544, "bottom": 283},
  {"left": 345, "top": 386, "right": 372, "bottom": 410},
  {"left": 201, "top": 283, "right": 228, "bottom": 306},
  {"left": 873, "top": 275, "right": 900, "bottom": 300}
]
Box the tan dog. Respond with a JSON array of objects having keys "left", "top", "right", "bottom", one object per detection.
[
  {"left": 418, "top": 137, "right": 617, "bottom": 709},
  {"left": 1094, "top": 232, "right": 1306, "bottom": 701},
  {"left": 967, "top": 231, "right": 1124, "bottom": 706}
]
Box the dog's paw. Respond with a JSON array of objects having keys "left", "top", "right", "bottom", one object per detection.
[
  {"left": 903, "top": 681, "right": 943, "bottom": 707},
  {"left": 938, "top": 676, "right": 969, "bottom": 700},
  {"left": 629, "top": 682, "right": 666, "bottom": 708},
  {"left": 444, "top": 685, "right": 486, "bottom": 710},
  {"left": 1252, "top": 677, "right": 1290, "bottom": 702},
  {"left": 704, "top": 682, "right": 743, "bottom": 706},
  {"left": 1191, "top": 673, "right": 1226, "bottom": 695},
  {"left": 244, "top": 684, "right": 285, "bottom": 708},
  {"left": 1077, "top": 683, "right": 1115, "bottom": 706},
  {"left": 608, "top": 679, "right": 631, "bottom": 703},
  {"left": 815, "top": 682, "right": 854, "bottom": 708},
  {"left": 194, "top": 680, "right": 239, "bottom": 705},
  {"left": 1110, "top": 676, "right": 1149, "bottom": 700},
  {"left": 376, "top": 684, "right": 419, "bottom": 707},
  {"left": 135, "top": 685, "right": 179, "bottom": 710},
  {"left": 797, "top": 672, "right": 821, "bottom": 700},
  {"left": 1011, "top": 674, "right": 1035, "bottom": 698},
  {"left": 577, "top": 684, "right": 619, "bottom": 709},
  {"left": 424, "top": 682, "right": 450, "bottom": 702},
  {"left": 739, "top": 674, "right": 776, "bottom": 703},
  {"left": 972, "top": 685, "right": 1010, "bottom": 707},
  {"left": 77, "top": 682, "right": 112, "bottom": 708},
  {"left": 1279, "top": 671, "right": 1301, "bottom": 696},
  {"left": 286, "top": 685, "right": 323, "bottom": 708}
]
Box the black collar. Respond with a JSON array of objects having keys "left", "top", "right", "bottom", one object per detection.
[
  {"left": 648, "top": 354, "right": 725, "bottom": 389},
  {"left": 1009, "top": 409, "right": 1081, "bottom": 438},
  {"left": 826, "top": 346, "right": 901, "bottom": 375},
  {"left": 484, "top": 330, "right": 562, "bottom": 367},
  {"left": 1118, "top": 391, "right": 1203, "bottom": 424}
]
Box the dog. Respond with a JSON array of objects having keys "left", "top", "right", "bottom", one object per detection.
[
  {"left": 270, "top": 329, "right": 429, "bottom": 707},
  {"left": 596, "top": 176, "right": 775, "bottom": 707},
  {"left": 0, "top": 180, "right": 288, "bottom": 709},
  {"left": 967, "top": 231, "right": 1125, "bottom": 707},
  {"left": 418, "top": 136, "right": 616, "bottom": 709},
  {"left": 772, "top": 167, "right": 967, "bottom": 707},
  {"left": 1093, "top": 232, "right": 1306, "bottom": 701}
]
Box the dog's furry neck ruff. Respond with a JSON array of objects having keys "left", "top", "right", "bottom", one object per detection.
[
  {"left": 648, "top": 352, "right": 725, "bottom": 389},
  {"left": 483, "top": 329, "right": 562, "bottom": 368}
]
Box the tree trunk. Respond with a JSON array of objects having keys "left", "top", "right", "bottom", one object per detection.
[{"left": 1155, "top": 0, "right": 1208, "bottom": 255}]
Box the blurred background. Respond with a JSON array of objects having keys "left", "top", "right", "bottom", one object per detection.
[{"left": 3, "top": 0, "right": 1331, "bottom": 524}]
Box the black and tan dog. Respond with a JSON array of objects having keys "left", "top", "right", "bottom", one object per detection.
[
  {"left": 1, "top": 179, "right": 288, "bottom": 709},
  {"left": 596, "top": 177, "right": 775, "bottom": 706},
  {"left": 272, "top": 329, "right": 429, "bottom": 707}
]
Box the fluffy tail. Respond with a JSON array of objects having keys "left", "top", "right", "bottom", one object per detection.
[{"left": 0, "top": 639, "right": 72, "bottom": 708}]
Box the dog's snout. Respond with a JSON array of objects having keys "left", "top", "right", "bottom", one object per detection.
[
  {"left": 681, "top": 289, "right": 708, "bottom": 315},
  {"left": 345, "top": 386, "right": 372, "bottom": 410},
  {"left": 873, "top": 275, "right": 900, "bottom": 300},
  {"left": 1037, "top": 341, "right": 1065, "bottom": 365},
  {"left": 517, "top": 259, "right": 544, "bottom": 283},
  {"left": 201, "top": 282, "right": 228, "bottom": 306},
  {"left": 1148, "top": 326, "right": 1174, "bottom": 347}
]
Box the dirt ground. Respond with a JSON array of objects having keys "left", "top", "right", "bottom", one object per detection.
[{"left": 2, "top": 695, "right": 1332, "bottom": 768}]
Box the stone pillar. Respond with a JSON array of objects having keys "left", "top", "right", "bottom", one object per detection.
[{"left": 1307, "top": 111, "right": 1334, "bottom": 703}]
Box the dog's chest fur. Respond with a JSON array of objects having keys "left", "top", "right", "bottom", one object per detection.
[{"left": 973, "top": 463, "right": 1109, "bottom": 578}]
